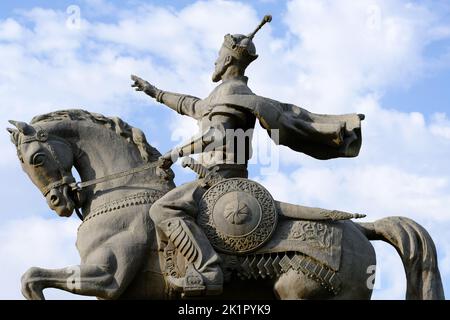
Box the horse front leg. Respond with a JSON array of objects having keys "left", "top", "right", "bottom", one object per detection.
[{"left": 21, "top": 264, "right": 122, "bottom": 300}]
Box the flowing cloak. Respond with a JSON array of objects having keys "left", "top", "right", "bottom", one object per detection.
[{"left": 210, "top": 94, "right": 363, "bottom": 160}]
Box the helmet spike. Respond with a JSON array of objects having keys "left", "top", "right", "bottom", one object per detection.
[{"left": 247, "top": 14, "right": 272, "bottom": 40}]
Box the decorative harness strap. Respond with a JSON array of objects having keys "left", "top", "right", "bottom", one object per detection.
[
  {"left": 221, "top": 251, "right": 342, "bottom": 295},
  {"left": 18, "top": 128, "right": 75, "bottom": 197},
  {"left": 78, "top": 190, "right": 165, "bottom": 228}
]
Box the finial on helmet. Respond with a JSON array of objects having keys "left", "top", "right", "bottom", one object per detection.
[
  {"left": 247, "top": 14, "right": 272, "bottom": 40},
  {"left": 221, "top": 14, "right": 272, "bottom": 63}
]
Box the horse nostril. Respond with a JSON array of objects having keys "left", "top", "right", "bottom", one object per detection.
[{"left": 50, "top": 194, "right": 60, "bottom": 206}]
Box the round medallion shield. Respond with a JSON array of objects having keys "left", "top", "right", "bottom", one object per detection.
[{"left": 198, "top": 178, "right": 277, "bottom": 254}]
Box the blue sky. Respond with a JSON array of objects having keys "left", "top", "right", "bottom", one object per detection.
[{"left": 0, "top": 0, "right": 449, "bottom": 299}]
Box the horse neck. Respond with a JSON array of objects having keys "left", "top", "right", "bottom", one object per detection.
[
  {"left": 71, "top": 122, "right": 144, "bottom": 183},
  {"left": 46, "top": 121, "right": 159, "bottom": 210}
]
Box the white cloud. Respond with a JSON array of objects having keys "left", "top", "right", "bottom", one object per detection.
[
  {"left": 284, "top": 0, "right": 431, "bottom": 96},
  {"left": 0, "top": 18, "right": 25, "bottom": 41},
  {"left": 258, "top": 164, "right": 450, "bottom": 221},
  {"left": 430, "top": 113, "right": 450, "bottom": 140},
  {"left": 371, "top": 242, "right": 406, "bottom": 300},
  {"left": 0, "top": 216, "right": 88, "bottom": 300}
]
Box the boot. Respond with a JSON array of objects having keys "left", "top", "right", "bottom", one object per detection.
[{"left": 159, "top": 217, "right": 223, "bottom": 296}]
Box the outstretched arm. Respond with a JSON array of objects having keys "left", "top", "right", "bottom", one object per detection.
[{"left": 131, "top": 75, "right": 203, "bottom": 119}]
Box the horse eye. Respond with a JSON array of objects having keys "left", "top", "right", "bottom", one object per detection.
[{"left": 32, "top": 153, "right": 46, "bottom": 166}]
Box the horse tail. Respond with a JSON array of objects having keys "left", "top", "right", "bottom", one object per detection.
[{"left": 357, "top": 216, "right": 445, "bottom": 300}]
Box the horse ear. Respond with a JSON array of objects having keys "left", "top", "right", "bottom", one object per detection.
[
  {"left": 6, "top": 128, "right": 20, "bottom": 146},
  {"left": 8, "top": 120, "right": 35, "bottom": 135}
]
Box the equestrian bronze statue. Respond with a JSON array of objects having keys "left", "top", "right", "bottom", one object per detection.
[{"left": 7, "top": 15, "right": 444, "bottom": 300}]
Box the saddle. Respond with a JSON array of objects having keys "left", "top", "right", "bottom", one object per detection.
[
  {"left": 198, "top": 176, "right": 344, "bottom": 292},
  {"left": 162, "top": 158, "right": 358, "bottom": 295}
]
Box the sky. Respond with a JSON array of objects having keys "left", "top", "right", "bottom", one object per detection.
[{"left": 0, "top": 0, "right": 449, "bottom": 300}]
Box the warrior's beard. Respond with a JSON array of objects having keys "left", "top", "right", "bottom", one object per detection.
[{"left": 212, "top": 65, "right": 226, "bottom": 82}]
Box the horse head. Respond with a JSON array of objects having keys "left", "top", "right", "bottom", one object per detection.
[{"left": 8, "top": 120, "right": 77, "bottom": 217}]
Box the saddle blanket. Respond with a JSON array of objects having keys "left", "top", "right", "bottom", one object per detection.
[{"left": 256, "top": 219, "right": 343, "bottom": 271}]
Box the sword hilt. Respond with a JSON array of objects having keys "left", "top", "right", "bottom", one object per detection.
[
  {"left": 181, "top": 157, "right": 222, "bottom": 187},
  {"left": 181, "top": 157, "right": 209, "bottom": 178}
]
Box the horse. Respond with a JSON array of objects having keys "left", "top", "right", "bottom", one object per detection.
[{"left": 7, "top": 109, "right": 445, "bottom": 300}]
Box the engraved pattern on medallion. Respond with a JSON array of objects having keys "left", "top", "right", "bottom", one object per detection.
[
  {"left": 224, "top": 201, "right": 251, "bottom": 225},
  {"left": 198, "top": 178, "right": 277, "bottom": 254}
]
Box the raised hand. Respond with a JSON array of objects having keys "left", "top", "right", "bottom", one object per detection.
[
  {"left": 156, "top": 152, "right": 175, "bottom": 181},
  {"left": 131, "top": 74, "right": 158, "bottom": 98},
  {"left": 157, "top": 150, "right": 177, "bottom": 170}
]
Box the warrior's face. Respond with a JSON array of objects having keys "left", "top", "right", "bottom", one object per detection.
[{"left": 212, "top": 47, "right": 232, "bottom": 83}]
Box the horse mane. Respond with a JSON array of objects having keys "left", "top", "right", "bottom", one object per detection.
[{"left": 30, "top": 109, "right": 161, "bottom": 163}]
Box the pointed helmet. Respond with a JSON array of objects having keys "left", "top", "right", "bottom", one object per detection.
[{"left": 221, "top": 14, "right": 272, "bottom": 64}]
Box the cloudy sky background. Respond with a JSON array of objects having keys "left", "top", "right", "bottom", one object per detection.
[{"left": 0, "top": 0, "right": 449, "bottom": 299}]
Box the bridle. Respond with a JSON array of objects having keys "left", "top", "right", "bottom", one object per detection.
[
  {"left": 18, "top": 128, "right": 160, "bottom": 221},
  {"left": 18, "top": 128, "right": 76, "bottom": 197}
]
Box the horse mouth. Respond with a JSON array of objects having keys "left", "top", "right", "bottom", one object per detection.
[
  {"left": 56, "top": 201, "right": 75, "bottom": 217},
  {"left": 47, "top": 185, "right": 76, "bottom": 217}
]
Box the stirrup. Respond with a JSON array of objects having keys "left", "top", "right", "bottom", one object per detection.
[
  {"left": 166, "top": 264, "right": 222, "bottom": 297},
  {"left": 167, "top": 264, "right": 205, "bottom": 297}
]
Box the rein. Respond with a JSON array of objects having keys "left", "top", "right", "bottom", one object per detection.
[
  {"left": 68, "top": 162, "right": 160, "bottom": 221},
  {"left": 69, "top": 161, "right": 159, "bottom": 192}
]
